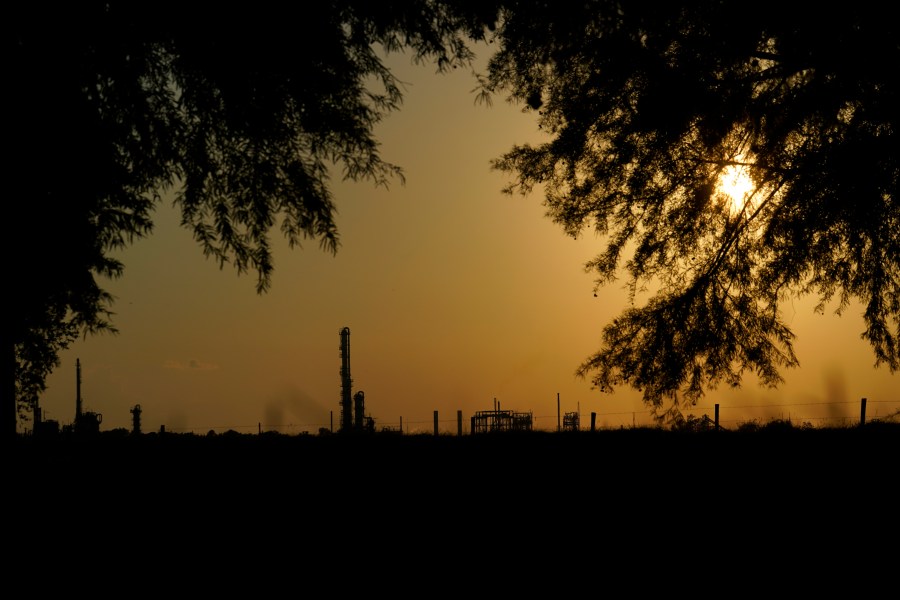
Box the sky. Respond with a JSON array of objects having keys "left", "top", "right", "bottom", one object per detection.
[{"left": 30, "top": 48, "right": 898, "bottom": 435}]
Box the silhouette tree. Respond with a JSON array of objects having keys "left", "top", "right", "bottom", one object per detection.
[
  {"left": 481, "top": 1, "right": 898, "bottom": 419},
  {"left": 6, "top": 2, "right": 499, "bottom": 439}
]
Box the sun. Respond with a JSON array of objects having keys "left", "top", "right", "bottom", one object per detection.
[{"left": 717, "top": 162, "right": 755, "bottom": 214}]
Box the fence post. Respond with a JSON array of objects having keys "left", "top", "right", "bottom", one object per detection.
[
  {"left": 591, "top": 412, "right": 596, "bottom": 432},
  {"left": 434, "top": 410, "right": 439, "bottom": 436},
  {"left": 715, "top": 404, "right": 720, "bottom": 430},
  {"left": 860, "top": 398, "right": 867, "bottom": 426},
  {"left": 457, "top": 410, "right": 463, "bottom": 436}
]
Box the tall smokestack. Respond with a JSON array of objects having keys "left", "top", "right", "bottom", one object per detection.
[
  {"left": 339, "top": 327, "right": 352, "bottom": 432},
  {"left": 76, "top": 358, "right": 83, "bottom": 421}
]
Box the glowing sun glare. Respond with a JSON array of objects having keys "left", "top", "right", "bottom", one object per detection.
[{"left": 718, "top": 164, "right": 755, "bottom": 213}]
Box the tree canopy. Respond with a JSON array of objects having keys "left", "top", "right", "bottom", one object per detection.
[
  {"left": 6, "top": 1, "right": 499, "bottom": 438},
  {"left": 482, "top": 1, "right": 898, "bottom": 419},
  {"left": 8, "top": 1, "right": 898, "bottom": 436}
]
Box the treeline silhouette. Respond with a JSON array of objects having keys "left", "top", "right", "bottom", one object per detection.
[{"left": 16, "top": 421, "right": 899, "bottom": 488}]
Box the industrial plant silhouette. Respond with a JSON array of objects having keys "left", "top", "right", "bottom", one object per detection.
[
  {"left": 14, "top": 326, "right": 898, "bottom": 559},
  {"left": 339, "top": 326, "right": 375, "bottom": 434},
  {"left": 28, "top": 326, "right": 562, "bottom": 438},
  {"left": 24, "top": 325, "right": 898, "bottom": 440},
  {"left": 31, "top": 358, "right": 102, "bottom": 438},
  {"left": 18, "top": 325, "right": 898, "bottom": 509}
]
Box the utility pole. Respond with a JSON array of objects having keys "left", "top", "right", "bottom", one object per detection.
[{"left": 557, "top": 392, "right": 560, "bottom": 432}]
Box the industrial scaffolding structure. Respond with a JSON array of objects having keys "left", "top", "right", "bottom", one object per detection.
[
  {"left": 470, "top": 399, "right": 533, "bottom": 434},
  {"left": 563, "top": 411, "right": 580, "bottom": 431}
]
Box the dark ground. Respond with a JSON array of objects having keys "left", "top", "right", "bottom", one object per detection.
[
  {"left": 14, "top": 423, "right": 899, "bottom": 486},
  {"left": 8, "top": 424, "right": 898, "bottom": 591}
]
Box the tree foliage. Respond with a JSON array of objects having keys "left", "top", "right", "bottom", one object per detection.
[
  {"left": 6, "top": 1, "right": 498, "bottom": 437},
  {"left": 482, "top": 1, "right": 899, "bottom": 417},
  {"left": 9, "top": 1, "right": 898, "bottom": 436}
]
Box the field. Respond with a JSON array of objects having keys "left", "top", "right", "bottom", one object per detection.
[
  {"left": 9, "top": 422, "right": 898, "bottom": 589},
  {"left": 15, "top": 421, "right": 898, "bottom": 502}
]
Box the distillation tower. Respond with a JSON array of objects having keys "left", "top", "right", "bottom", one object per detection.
[
  {"left": 73, "top": 358, "right": 102, "bottom": 435},
  {"left": 339, "top": 327, "right": 374, "bottom": 433},
  {"left": 339, "top": 327, "right": 353, "bottom": 432}
]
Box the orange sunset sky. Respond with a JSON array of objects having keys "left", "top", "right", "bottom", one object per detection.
[{"left": 29, "top": 46, "right": 898, "bottom": 435}]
